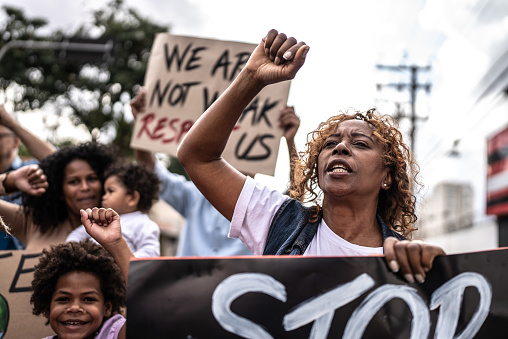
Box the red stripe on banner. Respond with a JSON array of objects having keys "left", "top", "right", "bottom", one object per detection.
[
  {"left": 487, "top": 159, "right": 508, "bottom": 177},
  {"left": 488, "top": 125, "right": 508, "bottom": 155},
  {"left": 488, "top": 186, "right": 508, "bottom": 201},
  {"left": 486, "top": 201, "right": 508, "bottom": 216}
]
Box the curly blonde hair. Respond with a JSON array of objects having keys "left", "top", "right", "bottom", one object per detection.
[{"left": 288, "top": 108, "right": 420, "bottom": 237}]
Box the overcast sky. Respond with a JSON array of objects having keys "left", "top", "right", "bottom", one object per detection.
[{"left": 4, "top": 0, "right": 508, "bottom": 219}]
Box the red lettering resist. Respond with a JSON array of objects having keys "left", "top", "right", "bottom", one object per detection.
[{"left": 137, "top": 113, "right": 194, "bottom": 144}]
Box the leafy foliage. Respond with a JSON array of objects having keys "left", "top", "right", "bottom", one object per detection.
[{"left": 0, "top": 0, "right": 169, "bottom": 155}]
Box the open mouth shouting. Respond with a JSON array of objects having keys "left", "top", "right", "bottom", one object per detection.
[{"left": 327, "top": 159, "right": 352, "bottom": 174}]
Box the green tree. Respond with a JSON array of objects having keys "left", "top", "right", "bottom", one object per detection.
[{"left": 0, "top": 0, "right": 169, "bottom": 156}]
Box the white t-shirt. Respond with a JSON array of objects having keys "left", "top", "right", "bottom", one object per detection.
[{"left": 230, "top": 177, "right": 383, "bottom": 256}]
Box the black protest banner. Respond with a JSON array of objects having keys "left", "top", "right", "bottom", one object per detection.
[
  {"left": 0, "top": 251, "right": 52, "bottom": 338},
  {"left": 126, "top": 248, "right": 508, "bottom": 338},
  {"left": 130, "top": 34, "right": 291, "bottom": 176}
]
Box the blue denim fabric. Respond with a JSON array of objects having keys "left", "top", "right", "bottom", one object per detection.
[{"left": 263, "top": 199, "right": 406, "bottom": 255}]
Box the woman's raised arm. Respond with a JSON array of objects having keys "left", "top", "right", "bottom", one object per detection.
[{"left": 177, "top": 29, "right": 309, "bottom": 220}]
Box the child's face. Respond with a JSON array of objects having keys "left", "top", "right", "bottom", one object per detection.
[
  {"left": 102, "top": 175, "right": 137, "bottom": 215},
  {"left": 49, "top": 271, "right": 112, "bottom": 339}
]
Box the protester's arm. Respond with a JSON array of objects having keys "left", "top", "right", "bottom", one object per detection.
[
  {"left": 278, "top": 105, "right": 300, "bottom": 185},
  {"left": 80, "top": 208, "right": 134, "bottom": 283},
  {"left": 0, "top": 164, "right": 48, "bottom": 196},
  {"left": 177, "top": 30, "right": 309, "bottom": 220},
  {"left": 0, "top": 105, "right": 56, "bottom": 160},
  {"left": 80, "top": 208, "right": 128, "bottom": 339},
  {"left": 134, "top": 149, "right": 156, "bottom": 169},
  {"left": 383, "top": 237, "right": 446, "bottom": 284},
  {"left": 0, "top": 165, "right": 46, "bottom": 243}
]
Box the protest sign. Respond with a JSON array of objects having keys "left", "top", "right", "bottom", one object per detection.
[
  {"left": 0, "top": 251, "right": 51, "bottom": 338},
  {"left": 127, "top": 248, "right": 508, "bottom": 338},
  {"left": 130, "top": 33, "right": 291, "bottom": 176}
]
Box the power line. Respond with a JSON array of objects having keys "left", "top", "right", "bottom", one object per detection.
[
  {"left": 420, "top": 91, "right": 507, "bottom": 166},
  {"left": 376, "top": 64, "right": 432, "bottom": 156}
]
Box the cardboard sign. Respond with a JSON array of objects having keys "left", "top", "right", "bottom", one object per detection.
[
  {"left": 130, "top": 33, "right": 291, "bottom": 176},
  {"left": 127, "top": 249, "right": 508, "bottom": 338},
  {"left": 0, "top": 251, "right": 52, "bottom": 339}
]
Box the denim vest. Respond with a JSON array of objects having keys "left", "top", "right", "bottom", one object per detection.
[{"left": 263, "top": 199, "right": 406, "bottom": 255}]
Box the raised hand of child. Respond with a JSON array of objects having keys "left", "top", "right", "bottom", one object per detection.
[
  {"left": 81, "top": 207, "right": 122, "bottom": 248},
  {"left": 81, "top": 207, "right": 134, "bottom": 283}
]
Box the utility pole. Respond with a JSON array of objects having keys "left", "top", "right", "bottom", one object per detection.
[{"left": 376, "top": 64, "right": 432, "bottom": 156}]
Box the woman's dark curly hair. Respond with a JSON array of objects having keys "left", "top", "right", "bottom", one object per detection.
[
  {"left": 288, "top": 108, "right": 420, "bottom": 238},
  {"left": 23, "top": 142, "right": 117, "bottom": 234},
  {"left": 31, "top": 240, "right": 126, "bottom": 324},
  {"left": 104, "top": 161, "right": 160, "bottom": 213}
]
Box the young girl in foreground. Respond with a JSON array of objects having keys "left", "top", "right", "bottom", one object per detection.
[{"left": 31, "top": 241, "right": 127, "bottom": 339}]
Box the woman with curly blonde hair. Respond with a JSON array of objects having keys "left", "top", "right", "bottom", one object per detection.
[
  {"left": 175, "top": 29, "right": 445, "bottom": 285},
  {"left": 290, "top": 108, "right": 418, "bottom": 238}
]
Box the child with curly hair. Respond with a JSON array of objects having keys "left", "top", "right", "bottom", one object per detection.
[
  {"left": 67, "top": 162, "right": 161, "bottom": 258},
  {"left": 31, "top": 240, "right": 127, "bottom": 339}
]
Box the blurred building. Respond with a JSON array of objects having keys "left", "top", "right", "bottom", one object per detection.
[
  {"left": 417, "top": 182, "right": 498, "bottom": 254},
  {"left": 471, "top": 9, "right": 508, "bottom": 248},
  {"left": 418, "top": 182, "right": 474, "bottom": 238},
  {"left": 413, "top": 0, "right": 508, "bottom": 254}
]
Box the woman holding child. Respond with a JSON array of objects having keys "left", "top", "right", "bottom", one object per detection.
[
  {"left": 0, "top": 142, "right": 117, "bottom": 251},
  {"left": 67, "top": 161, "right": 161, "bottom": 258}
]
